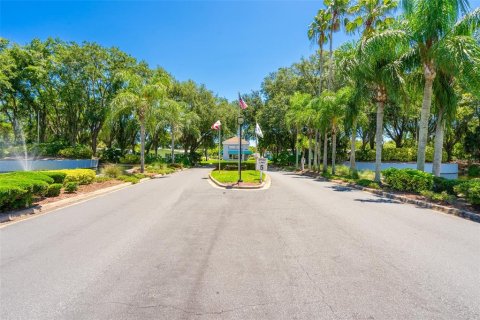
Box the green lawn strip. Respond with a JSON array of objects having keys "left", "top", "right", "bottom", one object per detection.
[{"left": 211, "top": 170, "right": 263, "bottom": 184}]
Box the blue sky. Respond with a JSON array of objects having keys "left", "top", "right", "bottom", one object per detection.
[{"left": 1, "top": 1, "right": 479, "bottom": 101}]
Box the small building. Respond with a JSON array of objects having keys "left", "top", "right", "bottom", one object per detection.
[{"left": 222, "top": 137, "right": 252, "bottom": 160}]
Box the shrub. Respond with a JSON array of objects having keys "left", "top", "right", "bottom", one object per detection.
[
  {"left": 101, "top": 164, "right": 123, "bottom": 178},
  {"left": 355, "top": 147, "right": 446, "bottom": 162},
  {"left": 95, "top": 176, "right": 113, "bottom": 183},
  {"left": 61, "top": 169, "right": 96, "bottom": 185},
  {"left": 433, "top": 177, "right": 462, "bottom": 195},
  {"left": 0, "top": 185, "right": 31, "bottom": 211},
  {"left": 42, "top": 171, "right": 67, "bottom": 184},
  {"left": 119, "top": 154, "right": 140, "bottom": 164},
  {"left": 467, "top": 165, "right": 480, "bottom": 177},
  {"left": 58, "top": 145, "right": 93, "bottom": 159},
  {"left": 45, "top": 183, "right": 62, "bottom": 197},
  {"left": 169, "top": 163, "right": 184, "bottom": 169},
  {"left": 64, "top": 182, "right": 78, "bottom": 193},
  {"left": 356, "top": 179, "right": 380, "bottom": 189},
  {"left": 272, "top": 151, "right": 295, "bottom": 166},
  {"left": 117, "top": 175, "right": 140, "bottom": 184},
  {"left": 382, "top": 168, "right": 434, "bottom": 193},
  {"left": 420, "top": 190, "right": 455, "bottom": 204},
  {"left": 454, "top": 179, "right": 480, "bottom": 205},
  {"left": 99, "top": 148, "right": 123, "bottom": 163}
]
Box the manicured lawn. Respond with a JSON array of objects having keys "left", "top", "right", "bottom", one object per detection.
[{"left": 211, "top": 170, "right": 264, "bottom": 184}]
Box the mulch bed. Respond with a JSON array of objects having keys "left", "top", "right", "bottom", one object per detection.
[{"left": 34, "top": 180, "right": 124, "bottom": 206}]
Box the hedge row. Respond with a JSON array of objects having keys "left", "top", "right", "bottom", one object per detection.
[
  {"left": 356, "top": 146, "right": 447, "bottom": 162},
  {"left": 3, "top": 142, "right": 93, "bottom": 159},
  {"left": 382, "top": 168, "right": 480, "bottom": 206},
  {"left": 0, "top": 169, "right": 96, "bottom": 212}
]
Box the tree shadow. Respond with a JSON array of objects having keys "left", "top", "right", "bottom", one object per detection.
[
  {"left": 328, "top": 185, "right": 354, "bottom": 192},
  {"left": 354, "top": 198, "right": 400, "bottom": 204}
]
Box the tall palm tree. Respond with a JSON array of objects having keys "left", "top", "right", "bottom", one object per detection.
[
  {"left": 358, "top": 29, "right": 408, "bottom": 181},
  {"left": 287, "top": 92, "right": 312, "bottom": 169},
  {"left": 400, "top": 0, "right": 480, "bottom": 171},
  {"left": 113, "top": 71, "right": 166, "bottom": 173},
  {"left": 324, "top": 0, "right": 351, "bottom": 90},
  {"left": 308, "top": 8, "right": 330, "bottom": 94}
]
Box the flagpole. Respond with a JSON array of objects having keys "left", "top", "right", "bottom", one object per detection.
[{"left": 218, "top": 125, "right": 221, "bottom": 171}]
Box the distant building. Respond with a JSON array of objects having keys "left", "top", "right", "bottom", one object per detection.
[{"left": 222, "top": 136, "right": 251, "bottom": 160}]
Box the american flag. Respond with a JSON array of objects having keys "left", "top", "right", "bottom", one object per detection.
[
  {"left": 211, "top": 120, "right": 221, "bottom": 130},
  {"left": 238, "top": 94, "right": 248, "bottom": 110}
]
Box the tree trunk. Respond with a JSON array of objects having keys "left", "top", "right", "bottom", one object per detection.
[
  {"left": 417, "top": 63, "right": 436, "bottom": 171},
  {"left": 295, "top": 130, "right": 299, "bottom": 169},
  {"left": 140, "top": 122, "right": 145, "bottom": 173},
  {"left": 432, "top": 106, "right": 445, "bottom": 177},
  {"left": 308, "top": 132, "right": 312, "bottom": 170},
  {"left": 319, "top": 45, "right": 324, "bottom": 94},
  {"left": 328, "top": 21, "right": 334, "bottom": 90},
  {"left": 350, "top": 117, "right": 357, "bottom": 174},
  {"left": 323, "top": 129, "right": 328, "bottom": 173},
  {"left": 331, "top": 126, "right": 337, "bottom": 175},
  {"left": 374, "top": 99, "right": 385, "bottom": 182},
  {"left": 171, "top": 124, "right": 175, "bottom": 163},
  {"left": 313, "top": 130, "right": 318, "bottom": 171},
  {"left": 317, "top": 131, "right": 322, "bottom": 171}
]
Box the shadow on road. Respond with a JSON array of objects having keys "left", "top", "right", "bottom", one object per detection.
[
  {"left": 328, "top": 186, "right": 354, "bottom": 192},
  {"left": 355, "top": 198, "right": 400, "bottom": 204}
]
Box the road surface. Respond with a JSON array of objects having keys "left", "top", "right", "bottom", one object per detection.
[{"left": 1, "top": 168, "right": 479, "bottom": 319}]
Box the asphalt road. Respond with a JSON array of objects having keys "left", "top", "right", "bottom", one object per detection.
[{"left": 1, "top": 168, "right": 479, "bottom": 320}]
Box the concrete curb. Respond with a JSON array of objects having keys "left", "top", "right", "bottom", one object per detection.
[
  {"left": 300, "top": 171, "right": 480, "bottom": 224},
  {"left": 208, "top": 172, "right": 270, "bottom": 190}
]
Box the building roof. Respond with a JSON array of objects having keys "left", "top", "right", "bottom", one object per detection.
[{"left": 222, "top": 136, "right": 249, "bottom": 145}]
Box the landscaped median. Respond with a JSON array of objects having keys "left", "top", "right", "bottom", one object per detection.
[
  {"left": 0, "top": 162, "right": 186, "bottom": 218},
  {"left": 209, "top": 169, "right": 269, "bottom": 189}
]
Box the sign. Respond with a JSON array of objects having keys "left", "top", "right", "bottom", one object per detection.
[{"left": 256, "top": 157, "right": 268, "bottom": 171}]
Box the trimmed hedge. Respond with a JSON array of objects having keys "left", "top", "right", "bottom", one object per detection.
[
  {"left": 454, "top": 179, "right": 480, "bottom": 205},
  {"left": 46, "top": 183, "right": 62, "bottom": 197},
  {"left": 383, "top": 168, "right": 434, "bottom": 193},
  {"left": 42, "top": 171, "right": 67, "bottom": 184},
  {"left": 58, "top": 144, "right": 93, "bottom": 159},
  {"left": 432, "top": 176, "right": 462, "bottom": 195},
  {"left": 64, "top": 182, "right": 78, "bottom": 193},
  {"left": 356, "top": 146, "right": 447, "bottom": 162},
  {"left": 60, "top": 169, "right": 96, "bottom": 185}
]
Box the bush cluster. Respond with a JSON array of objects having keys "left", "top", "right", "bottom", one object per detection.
[
  {"left": 432, "top": 176, "right": 462, "bottom": 195},
  {"left": 467, "top": 165, "right": 480, "bottom": 177},
  {"left": 119, "top": 154, "right": 140, "bottom": 164},
  {"left": 382, "top": 168, "right": 434, "bottom": 193},
  {"left": 356, "top": 146, "right": 446, "bottom": 162},
  {"left": 46, "top": 184, "right": 62, "bottom": 197},
  {"left": 454, "top": 179, "right": 480, "bottom": 205},
  {"left": 61, "top": 169, "right": 96, "bottom": 185},
  {"left": 64, "top": 182, "right": 78, "bottom": 193},
  {"left": 58, "top": 145, "right": 93, "bottom": 159},
  {"left": 101, "top": 164, "right": 123, "bottom": 178},
  {"left": 420, "top": 190, "right": 455, "bottom": 204}
]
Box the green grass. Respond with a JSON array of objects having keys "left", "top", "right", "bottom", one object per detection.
[{"left": 211, "top": 170, "right": 264, "bottom": 184}]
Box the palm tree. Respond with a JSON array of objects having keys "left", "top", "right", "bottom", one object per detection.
[
  {"left": 324, "top": 0, "right": 351, "bottom": 90},
  {"left": 308, "top": 8, "right": 330, "bottom": 94},
  {"left": 287, "top": 92, "right": 312, "bottom": 169},
  {"left": 400, "top": 0, "right": 480, "bottom": 171},
  {"left": 112, "top": 71, "right": 166, "bottom": 173},
  {"left": 358, "top": 30, "right": 408, "bottom": 181}
]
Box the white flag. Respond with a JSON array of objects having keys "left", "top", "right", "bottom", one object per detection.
[
  {"left": 255, "top": 123, "right": 263, "bottom": 138},
  {"left": 211, "top": 120, "right": 221, "bottom": 130}
]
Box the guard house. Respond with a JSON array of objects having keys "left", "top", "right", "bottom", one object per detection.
[{"left": 222, "top": 136, "right": 251, "bottom": 160}]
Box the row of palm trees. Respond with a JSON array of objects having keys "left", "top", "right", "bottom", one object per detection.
[{"left": 304, "top": 0, "right": 479, "bottom": 182}]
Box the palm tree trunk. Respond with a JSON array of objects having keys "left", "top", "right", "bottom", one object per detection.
[
  {"left": 313, "top": 130, "right": 318, "bottom": 171},
  {"left": 374, "top": 99, "right": 385, "bottom": 182},
  {"left": 323, "top": 129, "right": 328, "bottom": 173},
  {"left": 319, "top": 45, "right": 324, "bottom": 94},
  {"left": 171, "top": 124, "right": 175, "bottom": 164},
  {"left": 140, "top": 122, "right": 145, "bottom": 173},
  {"left": 433, "top": 106, "right": 445, "bottom": 177},
  {"left": 331, "top": 126, "right": 337, "bottom": 175},
  {"left": 417, "top": 64, "right": 436, "bottom": 171},
  {"left": 317, "top": 131, "right": 322, "bottom": 171},
  {"left": 295, "top": 130, "right": 299, "bottom": 169},
  {"left": 350, "top": 117, "right": 357, "bottom": 174},
  {"left": 308, "top": 132, "right": 312, "bottom": 170},
  {"left": 328, "top": 27, "right": 334, "bottom": 90}
]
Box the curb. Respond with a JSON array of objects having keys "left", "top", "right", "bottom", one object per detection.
[
  {"left": 299, "top": 171, "right": 480, "bottom": 224},
  {"left": 208, "top": 173, "right": 270, "bottom": 190}
]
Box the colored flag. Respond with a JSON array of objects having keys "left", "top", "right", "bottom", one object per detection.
[
  {"left": 238, "top": 94, "right": 248, "bottom": 110},
  {"left": 255, "top": 123, "right": 264, "bottom": 138},
  {"left": 211, "top": 120, "right": 221, "bottom": 130}
]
